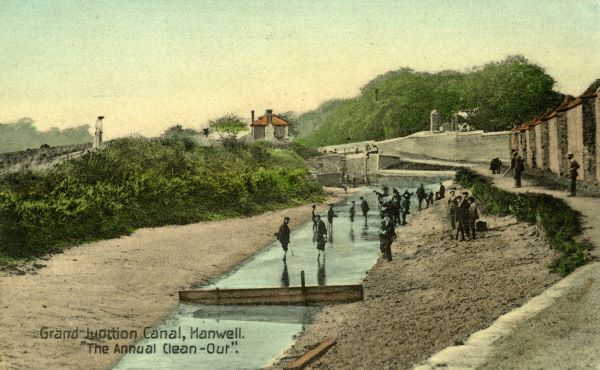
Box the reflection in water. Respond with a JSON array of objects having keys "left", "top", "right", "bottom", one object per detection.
[
  {"left": 361, "top": 218, "right": 369, "bottom": 240},
  {"left": 349, "top": 225, "right": 355, "bottom": 243},
  {"left": 280, "top": 260, "right": 289, "bottom": 288},
  {"left": 317, "top": 255, "right": 326, "bottom": 286}
]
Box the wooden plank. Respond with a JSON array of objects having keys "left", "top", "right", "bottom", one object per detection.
[
  {"left": 284, "top": 338, "right": 336, "bottom": 369},
  {"left": 179, "top": 285, "right": 363, "bottom": 305}
]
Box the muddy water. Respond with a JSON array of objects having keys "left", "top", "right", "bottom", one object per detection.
[{"left": 113, "top": 184, "right": 440, "bottom": 370}]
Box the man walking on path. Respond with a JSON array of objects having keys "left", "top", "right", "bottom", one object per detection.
[
  {"left": 417, "top": 184, "right": 426, "bottom": 210},
  {"left": 360, "top": 196, "right": 370, "bottom": 218},
  {"left": 568, "top": 153, "right": 580, "bottom": 197},
  {"left": 514, "top": 155, "right": 525, "bottom": 188},
  {"left": 313, "top": 215, "right": 328, "bottom": 259},
  {"left": 276, "top": 217, "right": 291, "bottom": 261},
  {"left": 468, "top": 197, "right": 479, "bottom": 240}
]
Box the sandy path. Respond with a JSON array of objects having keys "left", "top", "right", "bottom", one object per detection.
[
  {"left": 0, "top": 196, "right": 343, "bottom": 370},
  {"left": 271, "top": 189, "right": 560, "bottom": 369}
]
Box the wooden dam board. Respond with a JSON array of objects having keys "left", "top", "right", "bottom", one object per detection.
[
  {"left": 179, "top": 285, "right": 363, "bottom": 305},
  {"left": 284, "top": 337, "right": 336, "bottom": 370}
]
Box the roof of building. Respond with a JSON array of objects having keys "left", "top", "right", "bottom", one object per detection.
[
  {"left": 251, "top": 114, "right": 289, "bottom": 127},
  {"left": 581, "top": 79, "right": 600, "bottom": 97}
]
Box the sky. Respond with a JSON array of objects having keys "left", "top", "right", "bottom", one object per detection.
[{"left": 1, "top": 0, "right": 599, "bottom": 139}]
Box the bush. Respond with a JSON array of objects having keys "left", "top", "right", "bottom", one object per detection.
[
  {"left": 0, "top": 138, "right": 324, "bottom": 261},
  {"left": 456, "top": 168, "right": 586, "bottom": 275}
]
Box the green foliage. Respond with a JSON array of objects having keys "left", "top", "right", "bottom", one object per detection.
[
  {"left": 0, "top": 118, "right": 93, "bottom": 153},
  {"left": 208, "top": 114, "right": 249, "bottom": 138},
  {"left": 296, "top": 56, "right": 561, "bottom": 146},
  {"left": 0, "top": 138, "right": 323, "bottom": 261},
  {"left": 455, "top": 168, "right": 586, "bottom": 276}
]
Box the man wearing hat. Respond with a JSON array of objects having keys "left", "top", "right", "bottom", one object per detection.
[
  {"left": 276, "top": 217, "right": 291, "bottom": 261},
  {"left": 313, "top": 215, "right": 328, "bottom": 259},
  {"left": 567, "top": 153, "right": 580, "bottom": 197},
  {"left": 360, "top": 196, "right": 370, "bottom": 218},
  {"left": 514, "top": 154, "right": 525, "bottom": 188}
]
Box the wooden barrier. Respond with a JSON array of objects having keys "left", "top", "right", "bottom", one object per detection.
[
  {"left": 179, "top": 284, "right": 363, "bottom": 305},
  {"left": 284, "top": 338, "right": 336, "bottom": 369}
]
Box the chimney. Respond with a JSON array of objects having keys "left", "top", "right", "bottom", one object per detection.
[
  {"left": 251, "top": 110, "right": 255, "bottom": 125},
  {"left": 266, "top": 109, "right": 273, "bottom": 125}
]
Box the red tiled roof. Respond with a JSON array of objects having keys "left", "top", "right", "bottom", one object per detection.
[{"left": 251, "top": 114, "right": 289, "bottom": 127}]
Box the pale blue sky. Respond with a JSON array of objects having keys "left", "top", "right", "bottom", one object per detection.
[{"left": 1, "top": 0, "right": 598, "bottom": 138}]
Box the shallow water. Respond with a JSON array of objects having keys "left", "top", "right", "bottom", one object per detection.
[{"left": 113, "top": 184, "right": 439, "bottom": 369}]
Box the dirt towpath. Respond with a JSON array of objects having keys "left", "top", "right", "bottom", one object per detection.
[
  {"left": 417, "top": 165, "right": 600, "bottom": 369},
  {"left": 271, "top": 189, "right": 560, "bottom": 369},
  {"left": 0, "top": 195, "right": 344, "bottom": 370}
]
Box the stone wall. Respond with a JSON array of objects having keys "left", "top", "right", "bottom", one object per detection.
[
  {"left": 582, "top": 97, "right": 597, "bottom": 182},
  {"left": 567, "top": 104, "right": 586, "bottom": 180},
  {"left": 526, "top": 128, "right": 536, "bottom": 168},
  {"left": 596, "top": 93, "right": 600, "bottom": 182},
  {"left": 547, "top": 114, "right": 569, "bottom": 177},
  {"left": 373, "top": 130, "right": 510, "bottom": 163}
]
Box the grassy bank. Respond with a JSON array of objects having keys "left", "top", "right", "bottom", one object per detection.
[
  {"left": 0, "top": 137, "right": 324, "bottom": 263},
  {"left": 455, "top": 168, "right": 587, "bottom": 276}
]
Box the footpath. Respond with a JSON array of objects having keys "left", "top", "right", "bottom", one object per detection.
[{"left": 417, "top": 165, "right": 600, "bottom": 369}]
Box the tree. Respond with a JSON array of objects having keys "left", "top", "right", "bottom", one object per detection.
[{"left": 207, "top": 114, "right": 248, "bottom": 139}]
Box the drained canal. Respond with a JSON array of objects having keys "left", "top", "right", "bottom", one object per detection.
[{"left": 113, "top": 181, "right": 444, "bottom": 369}]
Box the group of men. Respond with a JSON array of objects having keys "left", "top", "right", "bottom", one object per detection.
[
  {"left": 276, "top": 182, "right": 448, "bottom": 263},
  {"left": 447, "top": 190, "right": 479, "bottom": 241}
]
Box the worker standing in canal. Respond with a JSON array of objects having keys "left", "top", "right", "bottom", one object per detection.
[
  {"left": 314, "top": 215, "right": 328, "bottom": 259},
  {"left": 349, "top": 200, "right": 356, "bottom": 222},
  {"left": 379, "top": 214, "right": 395, "bottom": 261},
  {"left": 360, "top": 196, "right": 370, "bottom": 218},
  {"left": 392, "top": 188, "right": 402, "bottom": 225},
  {"left": 327, "top": 204, "right": 336, "bottom": 237},
  {"left": 454, "top": 196, "right": 467, "bottom": 241},
  {"left": 276, "top": 216, "right": 291, "bottom": 261}
]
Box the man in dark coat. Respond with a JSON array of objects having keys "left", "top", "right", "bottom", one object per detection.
[
  {"left": 392, "top": 189, "right": 402, "bottom": 226},
  {"left": 349, "top": 201, "right": 356, "bottom": 222},
  {"left": 455, "top": 196, "right": 467, "bottom": 241},
  {"left": 277, "top": 217, "right": 291, "bottom": 261},
  {"left": 327, "top": 204, "right": 336, "bottom": 236},
  {"left": 314, "top": 215, "right": 328, "bottom": 259},
  {"left": 401, "top": 190, "right": 413, "bottom": 225},
  {"left": 514, "top": 155, "right": 525, "bottom": 188},
  {"left": 568, "top": 153, "right": 580, "bottom": 197},
  {"left": 379, "top": 214, "right": 395, "bottom": 261},
  {"left": 416, "top": 184, "right": 426, "bottom": 210},
  {"left": 503, "top": 149, "right": 518, "bottom": 177},
  {"left": 360, "top": 196, "right": 369, "bottom": 218}
]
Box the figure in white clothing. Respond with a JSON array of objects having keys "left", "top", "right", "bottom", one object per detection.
[{"left": 93, "top": 116, "right": 104, "bottom": 149}]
